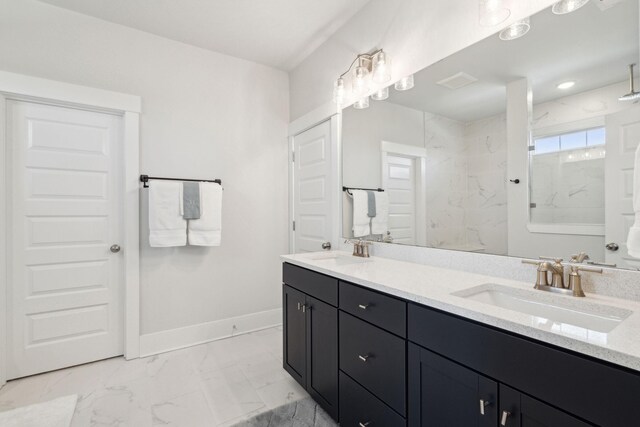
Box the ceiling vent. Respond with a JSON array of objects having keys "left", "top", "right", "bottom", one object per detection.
[{"left": 437, "top": 72, "right": 478, "bottom": 90}]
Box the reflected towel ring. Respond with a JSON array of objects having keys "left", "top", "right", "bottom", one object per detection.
[{"left": 510, "top": 179, "right": 520, "bottom": 184}]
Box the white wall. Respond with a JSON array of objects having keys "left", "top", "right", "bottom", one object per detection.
[
  {"left": 0, "top": 0, "right": 289, "bottom": 339},
  {"left": 289, "top": 0, "right": 559, "bottom": 120}
]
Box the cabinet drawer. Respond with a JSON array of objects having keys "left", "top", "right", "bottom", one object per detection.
[
  {"left": 340, "top": 311, "right": 406, "bottom": 415},
  {"left": 408, "top": 303, "right": 640, "bottom": 427},
  {"left": 340, "top": 371, "right": 405, "bottom": 427},
  {"left": 282, "top": 263, "right": 338, "bottom": 306},
  {"left": 340, "top": 281, "right": 406, "bottom": 337}
]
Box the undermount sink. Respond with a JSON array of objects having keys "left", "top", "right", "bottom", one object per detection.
[
  {"left": 452, "top": 284, "right": 632, "bottom": 334},
  {"left": 309, "top": 252, "right": 371, "bottom": 266}
]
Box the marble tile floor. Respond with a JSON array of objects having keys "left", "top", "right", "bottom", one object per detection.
[{"left": 0, "top": 326, "right": 310, "bottom": 426}]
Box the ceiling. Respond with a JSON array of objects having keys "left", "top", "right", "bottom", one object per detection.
[
  {"left": 36, "top": 0, "right": 371, "bottom": 70},
  {"left": 387, "top": 0, "right": 639, "bottom": 122}
]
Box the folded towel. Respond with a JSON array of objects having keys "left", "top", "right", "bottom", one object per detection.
[
  {"left": 366, "top": 191, "right": 377, "bottom": 218},
  {"left": 149, "top": 181, "right": 187, "bottom": 247},
  {"left": 188, "top": 182, "right": 222, "bottom": 246},
  {"left": 371, "top": 191, "right": 389, "bottom": 235},
  {"left": 181, "top": 182, "right": 201, "bottom": 220},
  {"left": 352, "top": 190, "right": 371, "bottom": 237},
  {"left": 628, "top": 145, "right": 640, "bottom": 258}
]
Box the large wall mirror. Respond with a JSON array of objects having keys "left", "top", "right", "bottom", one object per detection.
[{"left": 341, "top": 0, "right": 640, "bottom": 269}]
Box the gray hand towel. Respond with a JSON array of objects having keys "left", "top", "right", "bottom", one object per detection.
[
  {"left": 366, "top": 191, "right": 377, "bottom": 218},
  {"left": 182, "top": 182, "right": 201, "bottom": 220}
]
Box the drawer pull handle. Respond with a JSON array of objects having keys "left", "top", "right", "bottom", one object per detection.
[
  {"left": 358, "top": 304, "right": 370, "bottom": 310},
  {"left": 479, "top": 399, "right": 491, "bottom": 415},
  {"left": 358, "top": 422, "right": 371, "bottom": 427},
  {"left": 358, "top": 354, "right": 370, "bottom": 362},
  {"left": 500, "top": 411, "right": 511, "bottom": 426}
]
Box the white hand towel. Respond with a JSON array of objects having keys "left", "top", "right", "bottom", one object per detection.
[
  {"left": 628, "top": 144, "right": 640, "bottom": 258},
  {"left": 149, "top": 181, "right": 187, "bottom": 247},
  {"left": 352, "top": 190, "right": 371, "bottom": 237},
  {"left": 371, "top": 191, "right": 389, "bottom": 235},
  {"left": 188, "top": 182, "right": 222, "bottom": 246}
]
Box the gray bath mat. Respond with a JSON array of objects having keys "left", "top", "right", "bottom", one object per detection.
[{"left": 231, "top": 398, "right": 337, "bottom": 427}]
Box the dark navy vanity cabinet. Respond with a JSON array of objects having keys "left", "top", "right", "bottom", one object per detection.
[{"left": 282, "top": 262, "right": 640, "bottom": 427}]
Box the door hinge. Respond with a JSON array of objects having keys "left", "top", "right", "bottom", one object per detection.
[
  {"left": 292, "top": 152, "right": 295, "bottom": 162},
  {"left": 528, "top": 145, "right": 536, "bottom": 152},
  {"left": 292, "top": 221, "right": 296, "bottom": 231},
  {"left": 530, "top": 202, "right": 537, "bottom": 208}
]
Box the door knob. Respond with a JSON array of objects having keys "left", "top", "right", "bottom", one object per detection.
[
  {"left": 321, "top": 241, "right": 332, "bottom": 250},
  {"left": 605, "top": 242, "right": 619, "bottom": 252},
  {"left": 110, "top": 244, "right": 121, "bottom": 253}
]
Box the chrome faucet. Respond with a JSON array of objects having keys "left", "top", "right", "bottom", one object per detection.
[
  {"left": 522, "top": 258, "right": 603, "bottom": 297},
  {"left": 345, "top": 239, "right": 371, "bottom": 258}
]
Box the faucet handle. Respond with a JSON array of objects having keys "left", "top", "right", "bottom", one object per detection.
[{"left": 568, "top": 265, "right": 602, "bottom": 297}]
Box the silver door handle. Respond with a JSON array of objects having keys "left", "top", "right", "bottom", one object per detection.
[
  {"left": 480, "top": 399, "right": 491, "bottom": 415},
  {"left": 322, "top": 241, "right": 332, "bottom": 250},
  {"left": 358, "top": 354, "right": 370, "bottom": 362},
  {"left": 500, "top": 411, "right": 511, "bottom": 426},
  {"left": 358, "top": 304, "right": 369, "bottom": 310},
  {"left": 110, "top": 244, "right": 121, "bottom": 253},
  {"left": 605, "top": 242, "right": 619, "bottom": 251}
]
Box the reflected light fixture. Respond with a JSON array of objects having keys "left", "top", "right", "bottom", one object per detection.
[
  {"left": 371, "top": 86, "right": 389, "bottom": 101},
  {"left": 499, "top": 17, "right": 530, "bottom": 40},
  {"left": 552, "top": 0, "right": 589, "bottom": 14},
  {"left": 395, "top": 74, "right": 415, "bottom": 91},
  {"left": 619, "top": 64, "right": 640, "bottom": 102},
  {"left": 352, "top": 61, "right": 371, "bottom": 97},
  {"left": 353, "top": 96, "right": 370, "bottom": 109},
  {"left": 479, "top": 0, "right": 511, "bottom": 26},
  {"left": 557, "top": 81, "right": 575, "bottom": 90}
]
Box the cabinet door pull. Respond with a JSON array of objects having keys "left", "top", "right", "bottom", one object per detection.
[
  {"left": 301, "top": 304, "right": 308, "bottom": 313},
  {"left": 297, "top": 302, "right": 301, "bottom": 311},
  {"left": 358, "top": 354, "right": 370, "bottom": 362},
  {"left": 358, "top": 304, "right": 369, "bottom": 310},
  {"left": 358, "top": 422, "right": 371, "bottom": 427},
  {"left": 479, "top": 399, "right": 491, "bottom": 415},
  {"left": 500, "top": 411, "right": 511, "bottom": 426}
]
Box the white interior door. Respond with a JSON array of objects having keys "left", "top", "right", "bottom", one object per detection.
[
  {"left": 604, "top": 106, "right": 640, "bottom": 269},
  {"left": 383, "top": 155, "right": 416, "bottom": 245},
  {"left": 293, "top": 120, "right": 334, "bottom": 253},
  {"left": 7, "top": 100, "right": 123, "bottom": 379}
]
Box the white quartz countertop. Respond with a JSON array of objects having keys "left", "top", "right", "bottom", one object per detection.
[{"left": 281, "top": 251, "right": 640, "bottom": 372}]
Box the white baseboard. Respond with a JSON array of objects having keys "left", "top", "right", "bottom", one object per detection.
[{"left": 139, "top": 308, "right": 282, "bottom": 357}]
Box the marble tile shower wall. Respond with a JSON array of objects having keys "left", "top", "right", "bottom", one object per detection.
[
  {"left": 464, "top": 114, "right": 508, "bottom": 254},
  {"left": 530, "top": 151, "right": 605, "bottom": 224},
  {"left": 424, "top": 112, "right": 507, "bottom": 254}
]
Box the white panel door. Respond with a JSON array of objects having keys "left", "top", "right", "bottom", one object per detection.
[
  {"left": 604, "top": 106, "right": 640, "bottom": 269},
  {"left": 293, "top": 120, "right": 333, "bottom": 253},
  {"left": 383, "top": 155, "right": 416, "bottom": 244},
  {"left": 7, "top": 100, "right": 123, "bottom": 379}
]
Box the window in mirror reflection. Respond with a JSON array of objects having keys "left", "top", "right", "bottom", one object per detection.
[{"left": 530, "top": 126, "right": 605, "bottom": 226}]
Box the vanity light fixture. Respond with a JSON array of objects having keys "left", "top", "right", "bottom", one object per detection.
[
  {"left": 479, "top": 0, "right": 511, "bottom": 26},
  {"left": 372, "top": 51, "right": 392, "bottom": 84},
  {"left": 395, "top": 74, "right": 415, "bottom": 91},
  {"left": 333, "top": 49, "right": 391, "bottom": 107},
  {"left": 371, "top": 86, "right": 390, "bottom": 101},
  {"left": 557, "top": 81, "right": 575, "bottom": 90},
  {"left": 552, "top": 0, "right": 589, "bottom": 15},
  {"left": 619, "top": 64, "right": 640, "bottom": 102},
  {"left": 498, "top": 17, "right": 531, "bottom": 40}
]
